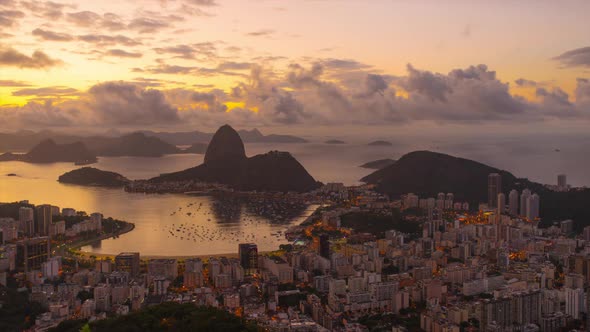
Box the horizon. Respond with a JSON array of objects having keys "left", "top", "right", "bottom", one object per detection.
[{"left": 0, "top": 0, "right": 589, "bottom": 131}]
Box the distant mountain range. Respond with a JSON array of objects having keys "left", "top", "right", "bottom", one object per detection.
[
  {"left": 367, "top": 140, "right": 393, "bottom": 146},
  {"left": 149, "top": 125, "right": 320, "bottom": 192},
  {"left": 325, "top": 139, "right": 346, "bottom": 144},
  {"left": 362, "top": 150, "right": 590, "bottom": 231},
  {"left": 140, "top": 128, "right": 308, "bottom": 145}
]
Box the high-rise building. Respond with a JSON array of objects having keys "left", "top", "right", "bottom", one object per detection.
[
  {"left": 526, "top": 193, "right": 540, "bottom": 220},
  {"left": 35, "top": 204, "right": 52, "bottom": 236},
  {"left": 115, "top": 252, "right": 140, "bottom": 277},
  {"left": 19, "top": 207, "right": 34, "bottom": 236},
  {"left": 520, "top": 189, "right": 531, "bottom": 217},
  {"left": 497, "top": 193, "right": 506, "bottom": 214},
  {"left": 238, "top": 243, "right": 258, "bottom": 275},
  {"left": 488, "top": 173, "right": 502, "bottom": 208},
  {"left": 319, "top": 234, "right": 330, "bottom": 259},
  {"left": 16, "top": 236, "right": 50, "bottom": 273},
  {"left": 508, "top": 190, "right": 519, "bottom": 216},
  {"left": 558, "top": 174, "right": 567, "bottom": 189},
  {"left": 565, "top": 287, "right": 585, "bottom": 319}
]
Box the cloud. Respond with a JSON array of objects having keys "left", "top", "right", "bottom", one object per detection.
[
  {"left": 105, "top": 49, "right": 142, "bottom": 58},
  {"left": 154, "top": 42, "right": 217, "bottom": 60},
  {"left": 553, "top": 47, "right": 590, "bottom": 67},
  {"left": 0, "top": 46, "right": 63, "bottom": 68},
  {"left": 66, "top": 11, "right": 101, "bottom": 27},
  {"left": 0, "top": 80, "right": 32, "bottom": 87},
  {"left": 20, "top": 1, "right": 71, "bottom": 20},
  {"left": 400, "top": 64, "right": 452, "bottom": 102},
  {"left": 0, "top": 10, "right": 24, "bottom": 27},
  {"left": 77, "top": 34, "right": 141, "bottom": 47},
  {"left": 246, "top": 29, "right": 275, "bottom": 37},
  {"left": 87, "top": 82, "right": 180, "bottom": 125},
  {"left": 186, "top": 0, "right": 218, "bottom": 5},
  {"left": 32, "top": 28, "right": 74, "bottom": 42},
  {"left": 128, "top": 12, "right": 182, "bottom": 33},
  {"left": 514, "top": 78, "right": 538, "bottom": 87},
  {"left": 12, "top": 86, "right": 78, "bottom": 97}
]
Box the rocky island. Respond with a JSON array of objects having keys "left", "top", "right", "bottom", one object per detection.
[
  {"left": 140, "top": 125, "right": 320, "bottom": 193},
  {"left": 325, "top": 139, "right": 346, "bottom": 144},
  {"left": 367, "top": 140, "right": 393, "bottom": 146},
  {"left": 58, "top": 167, "right": 130, "bottom": 187}
]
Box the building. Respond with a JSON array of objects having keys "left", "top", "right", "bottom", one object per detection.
[
  {"left": 115, "top": 252, "right": 140, "bottom": 277},
  {"left": 19, "top": 207, "right": 34, "bottom": 236},
  {"left": 520, "top": 189, "right": 531, "bottom": 217},
  {"left": 557, "top": 174, "right": 567, "bottom": 190},
  {"left": 35, "top": 204, "right": 53, "bottom": 237},
  {"left": 560, "top": 220, "right": 573, "bottom": 235},
  {"left": 525, "top": 193, "right": 540, "bottom": 220},
  {"left": 565, "top": 287, "right": 584, "bottom": 319},
  {"left": 238, "top": 243, "right": 258, "bottom": 275},
  {"left": 508, "top": 190, "right": 519, "bottom": 216},
  {"left": 488, "top": 173, "right": 502, "bottom": 208},
  {"left": 148, "top": 259, "right": 177, "bottom": 279},
  {"left": 16, "top": 237, "right": 50, "bottom": 273},
  {"left": 319, "top": 234, "right": 330, "bottom": 259},
  {"left": 497, "top": 193, "right": 506, "bottom": 214}
]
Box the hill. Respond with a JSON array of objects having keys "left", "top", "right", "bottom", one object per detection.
[
  {"left": 58, "top": 167, "right": 130, "bottom": 187},
  {"left": 368, "top": 140, "right": 392, "bottom": 146},
  {"left": 49, "top": 302, "right": 257, "bottom": 332},
  {"left": 140, "top": 128, "right": 307, "bottom": 145},
  {"left": 88, "top": 132, "right": 181, "bottom": 157},
  {"left": 0, "top": 139, "right": 97, "bottom": 164},
  {"left": 149, "top": 125, "right": 319, "bottom": 192},
  {"left": 359, "top": 158, "right": 396, "bottom": 169},
  {"left": 362, "top": 150, "right": 590, "bottom": 231}
]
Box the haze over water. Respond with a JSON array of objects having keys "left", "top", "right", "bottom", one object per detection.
[{"left": 1, "top": 135, "right": 589, "bottom": 256}]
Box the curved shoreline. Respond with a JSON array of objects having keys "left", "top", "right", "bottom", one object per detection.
[{"left": 69, "top": 221, "right": 135, "bottom": 250}]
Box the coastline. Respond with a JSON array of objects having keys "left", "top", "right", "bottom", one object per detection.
[{"left": 70, "top": 221, "right": 135, "bottom": 251}]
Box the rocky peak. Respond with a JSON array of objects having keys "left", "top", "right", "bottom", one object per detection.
[{"left": 204, "top": 124, "right": 247, "bottom": 164}]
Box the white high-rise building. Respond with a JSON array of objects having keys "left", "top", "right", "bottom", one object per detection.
[
  {"left": 508, "top": 190, "right": 519, "bottom": 216},
  {"left": 497, "top": 193, "right": 506, "bottom": 214},
  {"left": 520, "top": 189, "right": 531, "bottom": 217},
  {"left": 565, "top": 287, "right": 585, "bottom": 319},
  {"left": 526, "top": 193, "right": 540, "bottom": 220}
]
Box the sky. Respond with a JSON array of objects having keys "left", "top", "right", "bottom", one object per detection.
[{"left": 1, "top": 0, "right": 590, "bottom": 133}]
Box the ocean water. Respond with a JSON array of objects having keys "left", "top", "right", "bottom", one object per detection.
[{"left": 1, "top": 137, "right": 589, "bottom": 256}]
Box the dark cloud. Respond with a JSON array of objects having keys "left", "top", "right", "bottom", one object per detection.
[
  {"left": 0, "top": 10, "right": 24, "bottom": 27},
  {"left": 32, "top": 28, "right": 74, "bottom": 42},
  {"left": 515, "top": 78, "right": 538, "bottom": 87},
  {"left": 536, "top": 87, "right": 572, "bottom": 108},
  {"left": 400, "top": 64, "right": 452, "bottom": 102},
  {"left": 154, "top": 44, "right": 196, "bottom": 59},
  {"left": 320, "top": 58, "right": 370, "bottom": 70},
  {"left": 0, "top": 46, "right": 63, "bottom": 68},
  {"left": 553, "top": 47, "right": 590, "bottom": 67},
  {"left": 128, "top": 12, "right": 182, "bottom": 33},
  {"left": 216, "top": 61, "right": 252, "bottom": 71},
  {"left": 141, "top": 64, "right": 197, "bottom": 74},
  {"left": 154, "top": 42, "right": 217, "bottom": 60},
  {"left": 102, "top": 13, "right": 126, "bottom": 30},
  {"left": 246, "top": 29, "right": 275, "bottom": 37},
  {"left": 105, "top": 49, "right": 142, "bottom": 58},
  {"left": 192, "top": 91, "right": 227, "bottom": 112},
  {"left": 87, "top": 82, "right": 180, "bottom": 125},
  {"left": 0, "top": 80, "right": 31, "bottom": 87},
  {"left": 12, "top": 86, "right": 78, "bottom": 97}
]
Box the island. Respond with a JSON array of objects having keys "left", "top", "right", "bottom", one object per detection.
[
  {"left": 367, "top": 140, "right": 393, "bottom": 146},
  {"left": 0, "top": 139, "right": 97, "bottom": 164},
  {"left": 133, "top": 125, "right": 321, "bottom": 193},
  {"left": 325, "top": 139, "right": 346, "bottom": 144},
  {"left": 359, "top": 158, "right": 396, "bottom": 169},
  {"left": 58, "top": 167, "right": 130, "bottom": 187}
]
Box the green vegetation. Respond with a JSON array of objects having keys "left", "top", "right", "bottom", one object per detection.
[
  {"left": 0, "top": 286, "right": 45, "bottom": 332},
  {"left": 340, "top": 210, "right": 421, "bottom": 238},
  {"left": 50, "top": 302, "right": 257, "bottom": 332}
]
